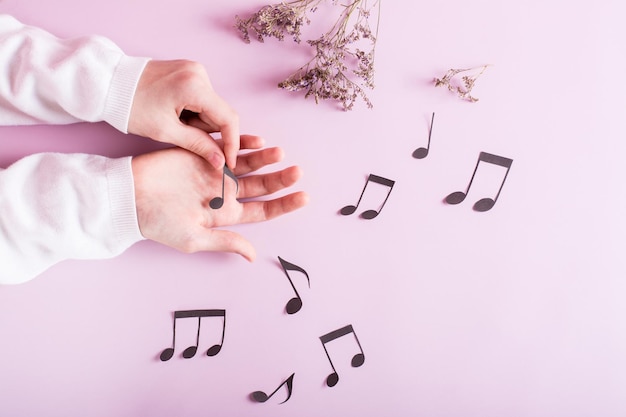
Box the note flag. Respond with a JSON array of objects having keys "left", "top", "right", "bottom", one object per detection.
[
  {"left": 251, "top": 373, "right": 295, "bottom": 404},
  {"left": 412, "top": 112, "right": 435, "bottom": 159},
  {"left": 340, "top": 174, "right": 395, "bottom": 219},
  {"left": 210, "top": 166, "right": 239, "bottom": 209},
  {"left": 277, "top": 257, "right": 310, "bottom": 314},
  {"left": 160, "top": 309, "right": 226, "bottom": 361},
  {"left": 320, "top": 324, "right": 365, "bottom": 387},
  {"left": 445, "top": 151, "right": 513, "bottom": 212}
]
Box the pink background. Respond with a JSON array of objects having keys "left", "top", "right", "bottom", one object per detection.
[{"left": 1, "top": 0, "right": 625, "bottom": 416}]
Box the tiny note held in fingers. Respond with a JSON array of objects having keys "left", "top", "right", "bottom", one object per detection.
[{"left": 210, "top": 166, "right": 239, "bottom": 209}]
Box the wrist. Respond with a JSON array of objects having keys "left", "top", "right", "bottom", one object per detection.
[
  {"left": 108, "top": 156, "right": 145, "bottom": 242},
  {"left": 103, "top": 56, "right": 151, "bottom": 133}
]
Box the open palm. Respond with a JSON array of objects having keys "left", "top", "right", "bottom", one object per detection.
[{"left": 131, "top": 135, "right": 308, "bottom": 261}]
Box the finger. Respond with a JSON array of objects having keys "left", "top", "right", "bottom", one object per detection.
[
  {"left": 165, "top": 121, "right": 225, "bottom": 169},
  {"left": 181, "top": 111, "right": 219, "bottom": 133},
  {"left": 239, "top": 191, "right": 309, "bottom": 224},
  {"left": 180, "top": 108, "right": 250, "bottom": 170},
  {"left": 238, "top": 166, "right": 302, "bottom": 199},
  {"left": 221, "top": 123, "right": 241, "bottom": 171},
  {"left": 198, "top": 93, "right": 240, "bottom": 170},
  {"left": 188, "top": 228, "right": 257, "bottom": 262},
  {"left": 238, "top": 135, "right": 265, "bottom": 151},
  {"left": 234, "top": 146, "right": 283, "bottom": 177},
  {"left": 181, "top": 133, "right": 264, "bottom": 153}
]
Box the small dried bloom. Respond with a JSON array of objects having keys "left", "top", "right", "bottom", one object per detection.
[
  {"left": 235, "top": 0, "right": 324, "bottom": 44},
  {"left": 279, "top": 42, "right": 373, "bottom": 110},
  {"left": 434, "top": 65, "right": 490, "bottom": 102}
]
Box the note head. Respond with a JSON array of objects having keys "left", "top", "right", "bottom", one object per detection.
[
  {"left": 286, "top": 297, "right": 302, "bottom": 315},
  {"left": 351, "top": 353, "right": 365, "bottom": 367},
  {"left": 361, "top": 209, "right": 379, "bottom": 220},
  {"left": 251, "top": 391, "right": 269, "bottom": 403},
  {"left": 209, "top": 197, "right": 224, "bottom": 209},
  {"left": 340, "top": 205, "right": 357, "bottom": 216},
  {"left": 412, "top": 147, "right": 429, "bottom": 159},
  {"left": 326, "top": 372, "right": 339, "bottom": 388},
  {"left": 445, "top": 191, "right": 467, "bottom": 205},
  {"left": 182, "top": 346, "right": 198, "bottom": 359},
  {"left": 159, "top": 348, "right": 174, "bottom": 362},
  {"left": 206, "top": 344, "right": 222, "bottom": 357},
  {"left": 473, "top": 198, "right": 495, "bottom": 212}
]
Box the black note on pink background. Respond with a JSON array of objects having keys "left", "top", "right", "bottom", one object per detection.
[
  {"left": 251, "top": 373, "right": 295, "bottom": 404},
  {"left": 446, "top": 151, "right": 513, "bottom": 212},
  {"left": 319, "top": 324, "right": 365, "bottom": 387},
  {"left": 341, "top": 174, "right": 395, "bottom": 219},
  {"left": 412, "top": 112, "right": 435, "bottom": 159},
  {"left": 278, "top": 256, "right": 310, "bottom": 315},
  {"left": 160, "top": 309, "right": 226, "bottom": 361}
]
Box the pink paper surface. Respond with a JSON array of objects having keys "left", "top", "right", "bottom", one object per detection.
[{"left": 1, "top": 0, "right": 625, "bottom": 416}]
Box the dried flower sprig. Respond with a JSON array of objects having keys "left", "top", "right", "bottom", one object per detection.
[
  {"left": 434, "top": 65, "right": 490, "bottom": 102},
  {"left": 278, "top": 0, "right": 380, "bottom": 110},
  {"left": 235, "top": 0, "right": 325, "bottom": 44},
  {"left": 236, "top": 0, "right": 381, "bottom": 111}
]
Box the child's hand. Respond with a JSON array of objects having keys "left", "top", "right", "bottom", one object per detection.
[
  {"left": 131, "top": 135, "right": 308, "bottom": 261},
  {"left": 128, "top": 60, "right": 240, "bottom": 170}
]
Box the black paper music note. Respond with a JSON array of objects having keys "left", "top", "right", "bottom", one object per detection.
[
  {"left": 159, "top": 309, "right": 226, "bottom": 361},
  {"left": 251, "top": 373, "right": 295, "bottom": 404},
  {"left": 412, "top": 112, "right": 435, "bottom": 159},
  {"left": 278, "top": 256, "right": 310, "bottom": 315},
  {"left": 210, "top": 166, "right": 239, "bottom": 209},
  {"left": 445, "top": 151, "right": 513, "bottom": 212},
  {"left": 340, "top": 174, "right": 395, "bottom": 219},
  {"left": 320, "top": 324, "right": 365, "bottom": 387}
]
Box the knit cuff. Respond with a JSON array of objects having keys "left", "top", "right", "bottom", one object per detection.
[
  {"left": 105, "top": 156, "right": 145, "bottom": 249},
  {"left": 103, "top": 55, "right": 151, "bottom": 133}
]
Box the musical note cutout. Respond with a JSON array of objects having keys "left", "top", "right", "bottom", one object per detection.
[
  {"left": 445, "top": 151, "right": 513, "bottom": 212},
  {"left": 160, "top": 309, "right": 226, "bottom": 361},
  {"left": 412, "top": 112, "right": 435, "bottom": 159},
  {"left": 210, "top": 166, "right": 239, "bottom": 209},
  {"left": 251, "top": 373, "right": 295, "bottom": 404},
  {"left": 320, "top": 324, "right": 365, "bottom": 387},
  {"left": 340, "top": 174, "right": 395, "bottom": 219},
  {"left": 278, "top": 256, "right": 310, "bottom": 315}
]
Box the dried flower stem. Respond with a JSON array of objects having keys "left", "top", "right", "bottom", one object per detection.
[
  {"left": 278, "top": 0, "right": 381, "bottom": 110},
  {"left": 236, "top": 0, "right": 381, "bottom": 111},
  {"left": 235, "top": 0, "right": 325, "bottom": 43},
  {"left": 434, "top": 65, "right": 490, "bottom": 102}
]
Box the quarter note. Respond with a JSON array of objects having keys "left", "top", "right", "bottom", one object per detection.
[
  {"left": 160, "top": 309, "right": 226, "bottom": 361},
  {"left": 340, "top": 174, "right": 395, "bottom": 219},
  {"left": 319, "top": 324, "right": 365, "bottom": 387},
  {"left": 278, "top": 257, "right": 310, "bottom": 315},
  {"left": 251, "top": 373, "right": 295, "bottom": 404},
  {"left": 210, "top": 166, "right": 239, "bottom": 209},
  {"left": 445, "top": 151, "right": 513, "bottom": 212},
  {"left": 412, "top": 112, "right": 435, "bottom": 159}
]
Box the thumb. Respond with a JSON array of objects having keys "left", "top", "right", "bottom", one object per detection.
[
  {"left": 193, "top": 229, "right": 257, "bottom": 262},
  {"left": 170, "top": 123, "right": 227, "bottom": 170}
]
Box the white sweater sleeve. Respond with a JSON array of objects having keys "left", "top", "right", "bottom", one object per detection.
[
  {"left": 0, "top": 16, "right": 150, "bottom": 283},
  {"left": 0, "top": 14, "right": 150, "bottom": 132},
  {"left": 0, "top": 153, "right": 145, "bottom": 284}
]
